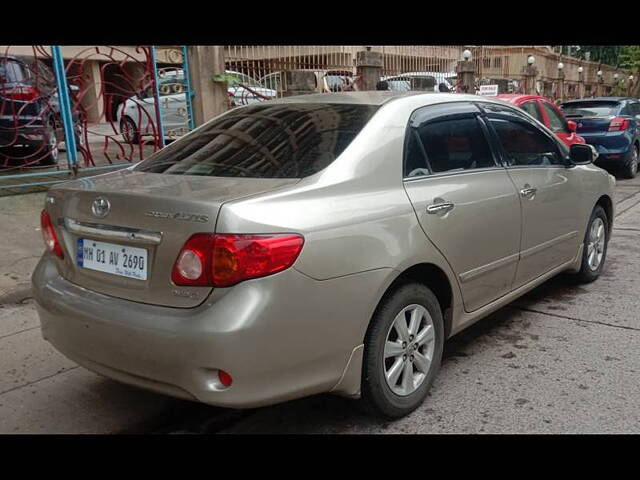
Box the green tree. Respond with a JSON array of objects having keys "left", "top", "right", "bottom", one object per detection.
[
  {"left": 552, "top": 45, "right": 625, "bottom": 66},
  {"left": 619, "top": 46, "right": 640, "bottom": 97}
]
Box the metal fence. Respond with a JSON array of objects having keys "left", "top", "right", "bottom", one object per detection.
[
  {"left": 223, "top": 45, "right": 470, "bottom": 96},
  {"left": 0, "top": 45, "right": 196, "bottom": 196},
  {"left": 0, "top": 44, "right": 629, "bottom": 195}
]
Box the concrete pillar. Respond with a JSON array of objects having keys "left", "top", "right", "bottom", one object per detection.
[
  {"left": 557, "top": 70, "right": 565, "bottom": 102},
  {"left": 79, "top": 59, "right": 104, "bottom": 123},
  {"left": 522, "top": 65, "right": 538, "bottom": 95},
  {"left": 578, "top": 71, "right": 584, "bottom": 99},
  {"left": 355, "top": 50, "right": 383, "bottom": 91},
  {"left": 187, "top": 46, "right": 228, "bottom": 127},
  {"left": 597, "top": 76, "right": 604, "bottom": 97},
  {"left": 280, "top": 70, "right": 317, "bottom": 97},
  {"left": 456, "top": 60, "right": 475, "bottom": 94}
]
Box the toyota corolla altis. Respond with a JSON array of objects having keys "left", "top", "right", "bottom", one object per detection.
[{"left": 32, "top": 92, "right": 615, "bottom": 418}]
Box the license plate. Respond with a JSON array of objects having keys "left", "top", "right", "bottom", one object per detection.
[{"left": 76, "top": 238, "right": 148, "bottom": 281}]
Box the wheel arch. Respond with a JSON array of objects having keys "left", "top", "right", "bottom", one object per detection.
[
  {"left": 595, "top": 194, "right": 614, "bottom": 234},
  {"left": 375, "top": 263, "right": 455, "bottom": 340},
  {"left": 328, "top": 262, "right": 457, "bottom": 399}
]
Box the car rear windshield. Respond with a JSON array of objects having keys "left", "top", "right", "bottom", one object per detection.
[
  {"left": 135, "top": 102, "right": 379, "bottom": 178},
  {"left": 562, "top": 101, "right": 621, "bottom": 118},
  {"left": 0, "top": 59, "right": 26, "bottom": 84}
]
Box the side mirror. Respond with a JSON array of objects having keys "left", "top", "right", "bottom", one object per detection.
[
  {"left": 635, "top": 114, "right": 640, "bottom": 122},
  {"left": 567, "top": 120, "right": 577, "bottom": 132},
  {"left": 569, "top": 143, "right": 597, "bottom": 165}
]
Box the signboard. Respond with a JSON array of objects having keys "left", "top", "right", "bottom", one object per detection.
[{"left": 478, "top": 84, "right": 499, "bottom": 96}]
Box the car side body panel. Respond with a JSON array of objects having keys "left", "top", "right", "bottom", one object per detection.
[
  {"left": 404, "top": 170, "right": 521, "bottom": 312},
  {"left": 506, "top": 166, "right": 585, "bottom": 288}
]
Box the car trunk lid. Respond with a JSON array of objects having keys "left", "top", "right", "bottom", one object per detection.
[
  {"left": 46, "top": 168, "right": 298, "bottom": 308},
  {"left": 562, "top": 101, "right": 622, "bottom": 138},
  {"left": 565, "top": 115, "right": 614, "bottom": 135}
]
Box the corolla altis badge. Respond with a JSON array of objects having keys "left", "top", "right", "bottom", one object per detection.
[
  {"left": 144, "top": 211, "right": 209, "bottom": 223},
  {"left": 91, "top": 197, "right": 110, "bottom": 218}
]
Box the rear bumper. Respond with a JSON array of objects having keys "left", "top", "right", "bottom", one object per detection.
[
  {"left": 32, "top": 254, "right": 389, "bottom": 408},
  {"left": 594, "top": 148, "right": 636, "bottom": 168},
  {"left": 581, "top": 131, "right": 635, "bottom": 167},
  {"left": 0, "top": 115, "right": 47, "bottom": 146}
]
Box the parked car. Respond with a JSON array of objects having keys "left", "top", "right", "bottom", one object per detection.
[
  {"left": 497, "top": 94, "right": 586, "bottom": 147},
  {"left": 560, "top": 97, "right": 640, "bottom": 178},
  {"left": 260, "top": 70, "right": 356, "bottom": 94},
  {"left": 34, "top": 92, "right": 614, "bottom": 419},
  {"left": 117, "top": 69, "right": 276, "bottom": 143},
  {"left": 382, "top": 71, "right": 456, "bottom": 93},
  {"left": 0, "top": 55, "right": 83, "bottom": 165}
]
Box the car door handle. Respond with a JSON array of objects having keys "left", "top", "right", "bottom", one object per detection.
[
  {"left": 427, "top": 201, "right": 455, "bottom": 214},
  {"left": 520, "top": 186, "right": 537, "bottom": 199}
]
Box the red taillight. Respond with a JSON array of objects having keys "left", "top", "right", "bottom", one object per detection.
[
  {"left": 609, "top": 117, "right": 630, "bottom": 132},
  {"left": 3, "top": 86, "right": 40, "bottom": 102},
  {"left": 172, "top": 233, "right": 304, "bottom": 287},
  {"left": 40, "top": 210, "right": 64, "bottom": 259}
]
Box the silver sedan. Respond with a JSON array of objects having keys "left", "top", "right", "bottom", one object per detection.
[{"left": 33, "top": 92, "right": 614, "bottom": 418}]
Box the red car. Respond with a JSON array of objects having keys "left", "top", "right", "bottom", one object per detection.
[{"left": 496, "top": 94, "right": 586, "bottom": 147}]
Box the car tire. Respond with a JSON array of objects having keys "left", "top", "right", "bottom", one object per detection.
[
  {"left": 574, "top": 205, "right": 609, "bottom": 284},
  {"left": 360, "top": 282, "right": 444, "bottom": 419},
  {"left": 39, "top": 120, "right": 59, "bottom": 166},
  {"left": 120, "top": 116, "right": 140, "bottom": 144},
  {"left": 621, "top": 144, "right": 639, "bottom": 179},
  {"left": 74, "top": 121, "right": 87, "bottom": 151}
]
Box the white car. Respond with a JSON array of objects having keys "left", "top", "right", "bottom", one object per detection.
[
  {"left": 382, "top": 71, "right": 457, "bottom": 93},
  {"left": 117, "top": 69, "right": 276, "bottom": 143},
  {"left": 260, "top": 70, "right": 356, "bottom": 94}
]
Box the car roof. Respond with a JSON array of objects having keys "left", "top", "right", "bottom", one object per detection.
[
  {"left": 562, "top": 97, "right": 631, "bottom": 104},
  {"left": 266, "top": 91, "right": 509, "bottom": 108},
  {"left": 496, "top": 94, "right": 547, "bottom": 103},
  {"left": 0, "top": 54, "right": 32, "bottom": 63}
]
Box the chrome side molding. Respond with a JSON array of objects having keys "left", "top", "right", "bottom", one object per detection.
[{"left": 63, "top": 218, "right": 163, "bottom": 245}]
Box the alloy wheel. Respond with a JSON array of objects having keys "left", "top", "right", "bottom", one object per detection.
[
  {"left": 587, "top": 217, "right": 606, "bottom": 271},
  {"left": 46, "top": 124, "right": 58, "bottom": 162},
  {"left": 383, "top": 304, "right": 435, "bottom": 396}
]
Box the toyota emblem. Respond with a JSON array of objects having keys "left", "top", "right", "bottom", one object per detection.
[{"left": 91, "top": 197, "right": 110, "bottom": 218}]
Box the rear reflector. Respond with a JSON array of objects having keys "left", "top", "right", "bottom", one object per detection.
[
  {"left": 40, "top": 210, "right": 64, "bottom": 259},
  {"left": 172, "top": 233, "right": 304, "bottom": 287},
  {"left": 609, "top": 117, "right": 630, "bottom": 131},
  {"left": 218, "top": 370, "right": 233, "bottom": 387}
]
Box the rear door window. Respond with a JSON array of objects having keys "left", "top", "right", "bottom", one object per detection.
[
  {"left": 520, "top": 101, "right": 544, "bottom": 123},
  {"left": 410, "top": 117, "right": 496, "bottom": 175},
  {"left": 135, "top": 103, "right": 379, "bottom": 178},
  {"left": 386, "top": 77, "right": 411, "bottom": 92},
  {"left": 0, "top": 59, "right": 26, "bottom": 84},
  {"left": 627, "top": 102, "right": 640, "bottom": 116},
  {"left": 489, "top": 117, "right": 565, "bottom": 167},
  {"left": 540, "top": 101, "right": 569, "bottom": 134}
]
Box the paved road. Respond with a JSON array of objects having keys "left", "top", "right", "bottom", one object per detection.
[{"left": 1, "top": 174, "right": 639, "bottom": 433}]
